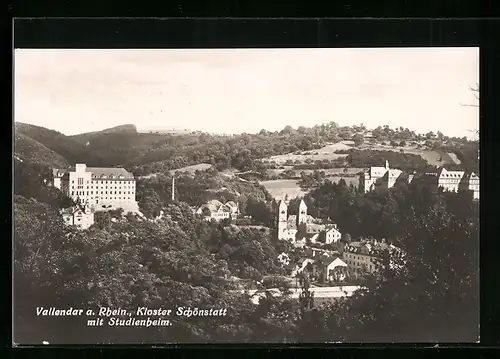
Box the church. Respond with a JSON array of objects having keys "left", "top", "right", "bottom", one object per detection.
[
  {"left": 360, "top": 160, "right": 403, "bottom": 193},
  {"left": 277, "top": 199, "right": 342, "bottom": 244}
]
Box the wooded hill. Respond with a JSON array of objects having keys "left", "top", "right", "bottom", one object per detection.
[{"left": 14, "top": 122, "right": 478, "bottom": 176}]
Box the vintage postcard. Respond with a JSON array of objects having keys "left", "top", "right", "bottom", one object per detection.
[{"left": 13, "top": 48, "right": 479, "bottom": 344}]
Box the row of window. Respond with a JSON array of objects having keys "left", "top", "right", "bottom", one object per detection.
[
  {"left": 345, "top": 253, "right": 371, "bottom": 261},
  {"left": 71, "top": 180, "right": 135, "bottom": 185},
  {"left": 72, "top": 191, "right": 134, "bottom": 196},
  {"left": 346, "top": 260, "right": 375, "bottom": 271},
  {"left": 90, "top": 197, "right": 132, "bottom": 200},
  {"left": 72, "top": 185, "right": 134, "bottom": 190}
]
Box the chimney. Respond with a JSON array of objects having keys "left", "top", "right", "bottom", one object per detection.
[
  {"left": 171, "top": 176, "right": 175, "bottom": 201},
  {"left": 75, "top": 164, "right": 87, "bottom": 172}
]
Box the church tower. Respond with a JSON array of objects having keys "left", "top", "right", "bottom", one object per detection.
[
  {"left": 298, "top": 199, "right": 308, "bottom": 224},
  {"left": 278, "top": 200, "right": 288, "bottom": 240}
]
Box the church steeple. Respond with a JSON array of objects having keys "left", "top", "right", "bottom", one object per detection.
[
  {"left": 385, "top": 160, "right": 389, "bottom": 170},
  {"left": 278, "top": 200, "right": 288, "bottom": 222},
  {"left": 298, "top": 199, "right": 308, "bottom": 224}
]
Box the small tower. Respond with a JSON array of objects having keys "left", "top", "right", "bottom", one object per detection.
[
  {"left": 277, "top": 200, "right": 288, "bottom": 240},
  {"left": 298, "top": 199, "right": 308, "bottom": 224},
  {"left": 385, "top": 160, "right": 389, "bottom": 170}
]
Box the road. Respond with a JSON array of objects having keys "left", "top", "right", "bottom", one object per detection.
[{"left": 238, "top": 285, "right": 361, "bottom": 304}]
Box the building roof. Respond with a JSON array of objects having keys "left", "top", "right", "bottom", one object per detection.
[
  {"left": 369, "top": 167, "right": 388, "bottom": 178},
  {"left": 60, "top": 204, "right": 93, "bottom": 216},
  {"left": 53, "top": 166, "right": 135, "bottom": 180},
  {"left": 225, "top": 201, "right": 238, "bottom": 208},
  {"left": 86, "top": 167, "right": 135, "bottom": 180},
  {"left": 287, "top": 215, "right": 297, "bottom": 223},
  {"left": 387, "top": 169, "right": 403, "bottom": 178},
  {"left": 306, "top": 223, "right": 326, "bottom": 233},
  {"left": 200, "top": 199, "right": 225, "bottom": 212},
  {"left": 325, "top": 257, "right": 347, "bottom": 268},
  {"left": 325, "top": 225, "right": 340, "bottom": 233},
  {"left": 345, "top": 239, "right": 391, "bottom": 255}
]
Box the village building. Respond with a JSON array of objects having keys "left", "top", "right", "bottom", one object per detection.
[
  {"left": 277, "top": 199, "right": 342, "bottom": 243},
  {"left": 323, "top": 257, "right": 348, "bottom": 282},
  {"left": 51, "top": 163, "right": 139, "bottom": 213},
  {"left": 288, "top": 257, "right": 316, "bottom": 277},
  {"left": 360, "top": 160, "right": 404, "bottom": 193},
  {"left": 342, "top": 238, "right": 400, "bottom": 274},
  {"left": 196, "top": 200, "right": 239, "bottom": 221},
  {"left": 416, "top": 167, "right": 479, "bottom": 200},
  {"left": 60, "top": 202, "right": 95, "bottom": 229},
  {"left": 360, "top": 160, "right": 479, "bottom": 200}
]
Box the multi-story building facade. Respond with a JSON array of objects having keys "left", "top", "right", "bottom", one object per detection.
[
  {"left": 343, "top": 239, "right": 390, "bottom": 273},
  {"left": 417, "top": 167, "right": 479, "bottom": 200},
  {"left": 52, "top": 163, "right": 139, "bottom": 213}
]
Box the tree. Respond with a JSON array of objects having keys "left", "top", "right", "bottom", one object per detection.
[
  {"left": 460, "top": 83, "right": 479, "bottom": 108},
  {"left": 353, "top": 134, "right": 364, "bottom": 147}
]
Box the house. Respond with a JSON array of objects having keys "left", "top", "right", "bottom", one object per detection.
[
  {"left": 342, "top": 239, "right": 395, "bottom": 274},
  {"left": 290, "top": 257, "right": 316, "bottom": 277},
  {"left": 60, "top": 202, "right": 95, "bottom": 229},
  {"left": 360, "top": 160, "right": 404, "bottom": 193},
  {"left": 323, "top": 257, "right": 348, "bottom": 282},
  {"left": 51, "top": 163, "right": 139, "bottom": 213},
  {"left": 196, "top": 200, "right": 240, "bottom": 221},
  {"left": 324, "top": 224, "right": 342, "bottom": 244}
]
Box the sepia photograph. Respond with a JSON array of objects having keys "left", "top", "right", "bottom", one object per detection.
[{"left": 13, "top": 47, "right": 479, "bottom": 344}]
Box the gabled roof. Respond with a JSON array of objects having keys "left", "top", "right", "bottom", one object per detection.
[
  {"left": 325, "top": 257, "right": 347, "bottom": 268},
  {"left": 369, "top": 167, "right": 388, "bottom": 177},
  {"left": 199, "top": 199, "right": 224, "bottom": 212},
  {"left": 225, "top": 201, "right": 238, "bottom": 208}
]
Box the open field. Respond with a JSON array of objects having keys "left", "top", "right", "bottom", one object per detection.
[
  {"left": 262, "top": 141, "right": 354, "bottom": 165},
  {"left": 263, "top": 140, "right": 462, "bottom": 168},
  {"left": 169, "top": 163, "right": 214, "bottom": 175},
  {"left": 261, "top": 179, "right": 307, "bottom": 200},
  {"left": 261, "top": 176, "right": 360, "bottom": 200},
  {"left": 360, "top": 143, "right": 461, "bottom": 166},
  {"left": 267, "top": 167, "right": 365, "bottom": 178},
  {"left": 265, "top": 152, "right": 349, "bottom": 164}
]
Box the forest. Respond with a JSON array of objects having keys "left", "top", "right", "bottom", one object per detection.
[{"left": 14, "top": 121, "right": 478, "bottom": 176}]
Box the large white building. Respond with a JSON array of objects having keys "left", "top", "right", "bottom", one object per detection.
[
  {"left": 52, "top": 163, "right": 139, "bottom": 213},
  {"left": 360, "top": 160, "right": 403, "bottom": 193},
  {"left": 360, "top": 161, "right": 479, "bottom": 200},
  {"left": 419, "top": 167, "right": 479, "bottom": 200}
]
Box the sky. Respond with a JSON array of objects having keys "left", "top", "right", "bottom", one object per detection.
[{"left": 14, "top": 48, "right": 479, "bottom": 138}]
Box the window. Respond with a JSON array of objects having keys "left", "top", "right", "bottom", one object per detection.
[{"left": 71, "top": 191, "right": 74, "bottom": 195}]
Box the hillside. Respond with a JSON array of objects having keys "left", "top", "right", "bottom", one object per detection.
[
  {"left": 14, "top": 132, "right": 70, "bottom": 168},
  {"left": 15, "top": 123, "right": 108, "bottom": 166},
  {"left": 14, "top": 122, "right": 478, "bottom": 181}
]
